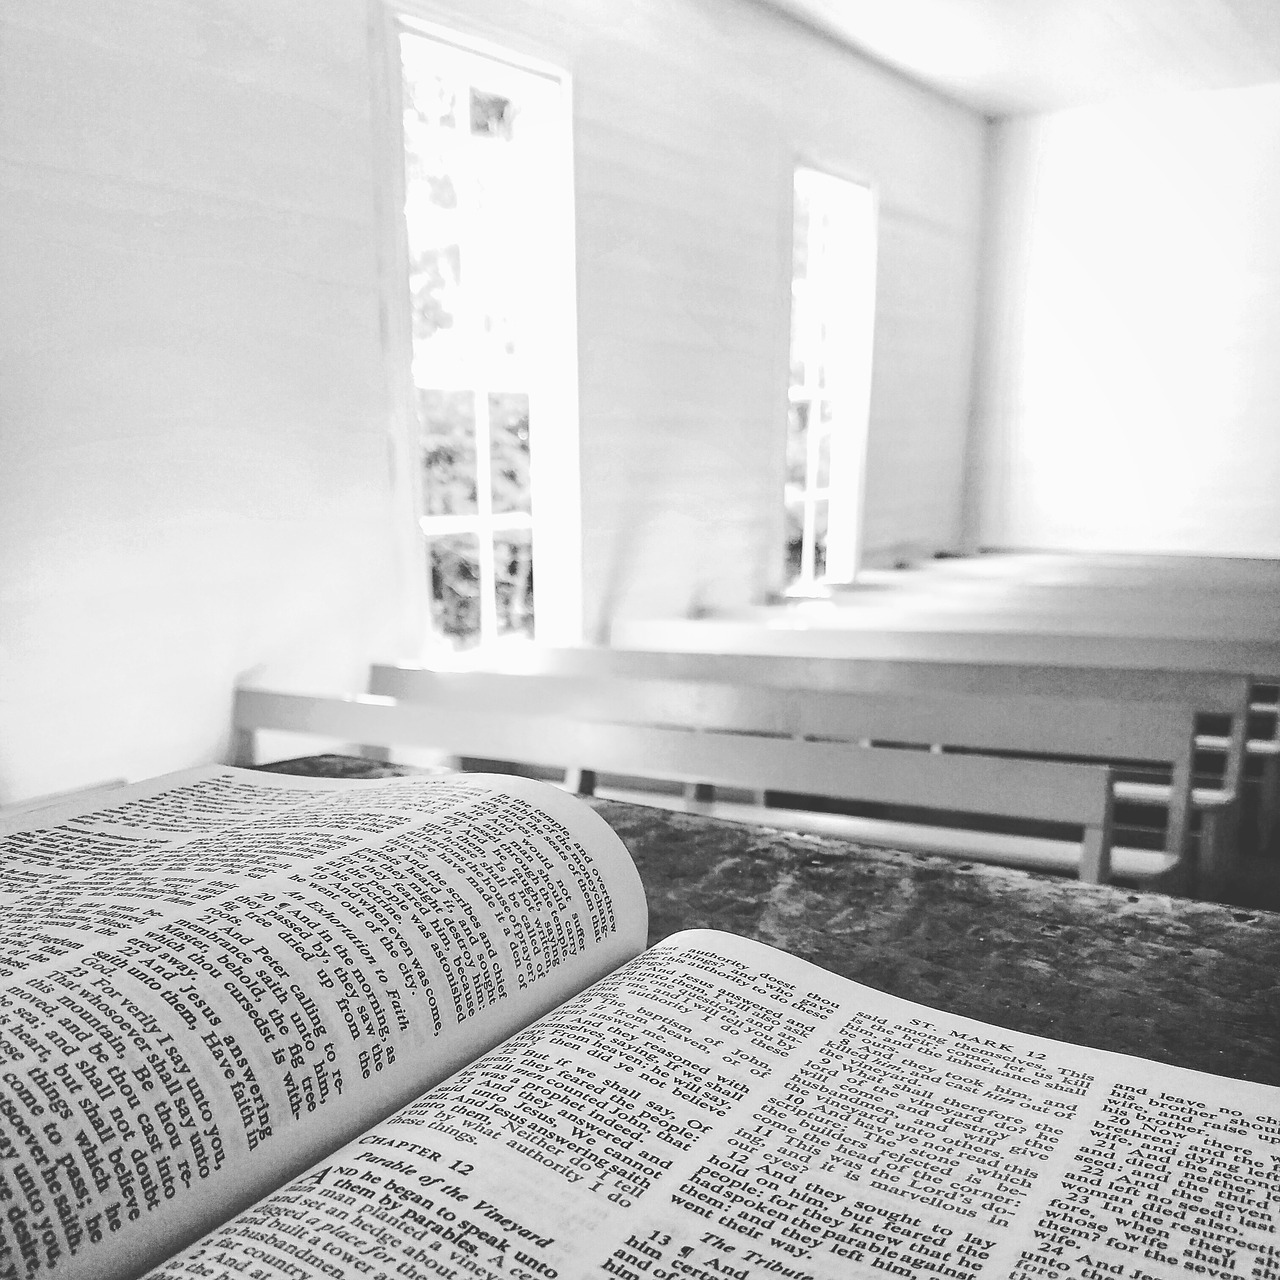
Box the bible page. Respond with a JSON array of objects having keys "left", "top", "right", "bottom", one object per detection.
[
  {"left": 0, "top": 766, "right": 646, "bottom": 1280},
  {"left": 145, "top": 928, "right": 1279, "bottom": 1280}
]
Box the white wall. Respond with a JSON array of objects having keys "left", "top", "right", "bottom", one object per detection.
[
  {"left": 409, "top": 0, "right": 986, "bottom": 612},
  {"left": 0, "top": 0, "right": 986, "bottom": 800},
  {"left": 0, "top": 1, "right": 423, "bottom": 802},
  {"left": 972, "top": 83, "right": 1280, "bottom": 556}
]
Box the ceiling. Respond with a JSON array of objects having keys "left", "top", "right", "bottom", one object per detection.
[{"left": 763, "top": 0, "right": 1280, "bottom": 116}]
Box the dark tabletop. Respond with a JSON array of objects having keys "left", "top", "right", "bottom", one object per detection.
[{"left": 261, "top": 756, "right": 1280, "bottom": 1087}]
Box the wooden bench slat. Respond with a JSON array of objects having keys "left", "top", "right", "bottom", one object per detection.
[
  {"left": 375, "top": 653, "right": 1245, "bottom": 709},
  {"left": 607, "top": 618, "right": 1280, "bottom": 675},
  {"left": 371, "top": 669, "right": 1200, "bottom": 762}
]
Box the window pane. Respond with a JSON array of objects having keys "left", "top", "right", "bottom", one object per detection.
[
  {"left": 786, "top": 401, "right": 810, "bottom": 489},
  {"left": 428, "top": 533, "right": 482, "bottom": 649},
  {"left": 789, "top": 284, "right": 810, "bottom": 388},
  {"left": 812, "top": 500, "right": 829, "bottom": 579},
  {"left": 402, "top": 53, "right": 463, "bottom": 362},
  {"left": 409, "top": 244, "right": 460, "bottom": 346},
  {"left": 792, "top": 182, "right": 811, "bottom": 282},
  {"left": 470, "top": 87, "right": 514, "bottom": 139},
  {"left": 418, "top": 389, "right": 477, "bottom": 516},
  {"left": 463, "top": 157, "right": 528, "bottom": 376},
  {"left": 489, "top": 392, "right": 531, "bottom": 515},
  {"left": 495, "top": 529, "right": 535, "bottom": 639},
  {"left": 814, "top": 419, "right": 832, "bottom": 490},
  {"left": 401, "top": 42, "right": 459, "bottom": 130},
  {"left": 784, "top": 503, "right": 805, "bottom": 584}
]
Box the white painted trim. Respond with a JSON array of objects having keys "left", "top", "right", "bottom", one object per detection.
[
  {"left": 524, "top": 57, "right": 583, "bottom": 646},
  {"left": 367, "top": 0, "right": 430, "bottom": 649},
  {"left": 393, "top": 9, "right": 569, "bottom": 85}
]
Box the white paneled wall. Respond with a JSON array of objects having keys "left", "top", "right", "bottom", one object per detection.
[
  {"left": 0, "top": 0, "right": 422, "bottom": 801},
  {"left": 414, "top": 0, "right": 987, "bottom": 615},
  {"left": 973, "top": 83, "right": 1280, "bottom": 556},
  {"left": 0, "top": 0, "right": 985, "bottom": 800}
]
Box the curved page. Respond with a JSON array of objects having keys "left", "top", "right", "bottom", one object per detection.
[
  {"left": 0, "top": 766, "right": 647, "bottom": 1280},
  {"left": 147, "top": 929, "right": 1279, "bottom": 1280}
]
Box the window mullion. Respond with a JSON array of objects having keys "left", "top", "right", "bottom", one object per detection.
[{"left": 474, "top": 386, "right": 498, "bottom": 644}]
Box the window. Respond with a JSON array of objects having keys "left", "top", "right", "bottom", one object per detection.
[
  {"left": 396, "top": 22, "right": 579, "bottom": 649},
  {"left": 784, "top": 167, "right": 876, "bottom": 590}
]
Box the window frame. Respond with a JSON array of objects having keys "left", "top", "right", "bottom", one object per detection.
[
  {"left": 783, "top": 162, "right": 878, "bottom": 591},
  {"left": 370, "top": 1, "right": 583, "bottom": 650}
]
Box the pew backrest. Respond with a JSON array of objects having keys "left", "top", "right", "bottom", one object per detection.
[
  {"left": 366, "top": 667, "right": 1204, "bottom": 766},
  {"left": 371, "top": 657, "right": 1245, "bottom": 802},
  {"left": 371, "top": 652, "right": 1246, "bottom": 716},
  {"left": 364, "top": 664, "right": 1250, "bottom": 893},
  {"left": 607, "top": 617, "right": 1280, "bottom": 678},
  {"left": 232, "top": 684, "right": 1123, "bottom": 883}
]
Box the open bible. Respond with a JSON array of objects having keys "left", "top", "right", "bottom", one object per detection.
[{"left": 1, "top": 768, "right": 1277, "bottom": 1280}]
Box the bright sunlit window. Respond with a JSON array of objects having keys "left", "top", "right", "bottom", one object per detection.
[
  {"left": 398, "top": 23, "right": 579, "bottom": 649},
  {"left": 785, "top": 167, "right": 877, "bottom": 590}
]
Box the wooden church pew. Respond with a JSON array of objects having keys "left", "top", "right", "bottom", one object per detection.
[
  {"left": 809, "top": 551, "right": 1280, "bottom": 849},
  {"left": 371, "top": 654, "right": 1248, "bottom": 888},
  {"left": 232, "top": 682, "right": 1134, "bottom": 887},
  {"left": 327, "top": 667, "right": 1225, "bottom": 895},
  {"left": 372, "top": 650, "right": 1248, "bottom": 724},
  {"left": 608, "top": 619, "right": 1279, "bottom": 850}
]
